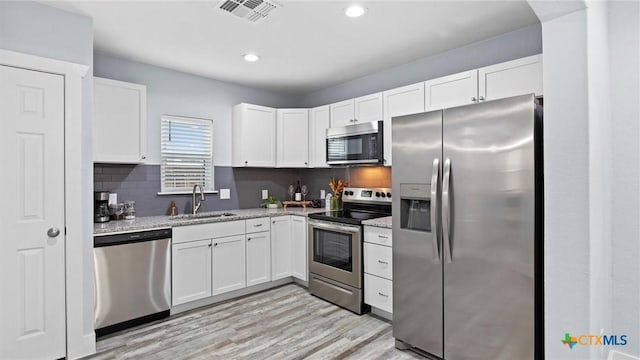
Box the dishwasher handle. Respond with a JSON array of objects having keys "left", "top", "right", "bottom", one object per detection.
[{"left": 94, "top": 228, "right": 172, "bottom": 247}]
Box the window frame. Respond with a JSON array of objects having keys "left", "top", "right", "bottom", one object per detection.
[{"left": 158, "top": 115, "right": 216, "bottom": 195}]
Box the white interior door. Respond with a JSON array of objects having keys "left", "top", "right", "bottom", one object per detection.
[{"left": 0, "top": 65, "right": 66, "bottom": 359}]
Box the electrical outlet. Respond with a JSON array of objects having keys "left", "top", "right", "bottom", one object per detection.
[
  {"left": 220, "top": 189, "right": 231, "bottom": 200},
  {"left": 262, "top": 189, "right": 268, "bottom": 200}
]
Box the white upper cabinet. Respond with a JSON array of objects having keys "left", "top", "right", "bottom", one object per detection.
[
  {"left": 232, "top": 103, "right": 276, "bottom": 167},
  {"left": 383, "top": 83, "right": 425, "bottom": 166},
  {"left": 478, "top": 54, "right": 543, "bottom": 101},
  {"left": 329, "top": 99, "right": 354, "bottom": 128},
  {"left": 308, "top": 105, "right": 330, "bottom": 168},
  {"left": 354, "top": 92, "right": 384, "bottom": 124},
  {"left": 93, "top": 77, "right": 147, "bottom": 163},
  {"left": 290, "top": 216, "right": 308, "bottom": 282},
  {"left": 329, "top": 92, "right": 384, "bottom": 128},
  {"left": 424, "top": 55, "right": 543, "bottom": 112},
  {"left": 424, "top": 70, "right": 478, "bottom": 111},
  {"left": 276, "top": 109, "right": 309, "bottom": 168}
]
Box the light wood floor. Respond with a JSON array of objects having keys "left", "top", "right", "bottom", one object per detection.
[{"left": 85, "top": 284, "right": 424, "bottom": 360}]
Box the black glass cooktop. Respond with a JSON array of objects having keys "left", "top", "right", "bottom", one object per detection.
[{"left": 308, "top": 210, "right": 389, "bottom": 226}]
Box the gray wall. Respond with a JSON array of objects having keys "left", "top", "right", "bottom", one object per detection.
[
  {"left": 94, "top": 53, "right": 300, "bottom": 166},
  {"left": 0, "top": 1, "right": 95, "bottom": 358},
  {"left": 95, "top": 164, "right": 392, "bottom": 216},
  {"left": 299, "top": 23, "right": 542, "bottom": 108}
]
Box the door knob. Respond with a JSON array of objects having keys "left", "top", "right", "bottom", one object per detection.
[
  {"left": 471, "top": 97, "right": 477, "bottom": 102},
  {"left": 479, "top": 96, "right": 485, "bottom": 101},
  {"left": 47, "top": 227, "right": 60, "bottom": 238}
]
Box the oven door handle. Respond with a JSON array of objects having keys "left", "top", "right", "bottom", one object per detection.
[{"left": 308, "top": 219, "right": 361, "bottom": 234}]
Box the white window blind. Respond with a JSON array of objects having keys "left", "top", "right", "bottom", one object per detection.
[{"left": 161, "top": 115, "right": 214, "bottom": 193}]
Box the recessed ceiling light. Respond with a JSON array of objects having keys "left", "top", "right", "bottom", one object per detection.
[
  {"left": 243, "top": 53, "right": 260, "bottom": 62},
  {"left": 345, "top": 5, "right": 366, "bottom": 18}
]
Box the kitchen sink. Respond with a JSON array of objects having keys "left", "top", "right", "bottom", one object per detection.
[{"left": 169, "top": 212, "right": 236, "bottom": 220}]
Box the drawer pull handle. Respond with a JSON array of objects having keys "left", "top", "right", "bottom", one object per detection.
[
  {"left": 378, "top": 260, "right": 388, "bottom": 265},
  {"left": 378, "top": 235, "right": 389, "bottom": 239},
  {"left": 254, "top": 224, "right": 263, "bottom": 227},
  {"left": 378, "top": 292, "right": 389, "bottom": 298}
]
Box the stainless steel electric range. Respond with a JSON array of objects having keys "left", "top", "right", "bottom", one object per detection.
[{"left": 307, "top": 187, "right": 392, "bottom": 314}]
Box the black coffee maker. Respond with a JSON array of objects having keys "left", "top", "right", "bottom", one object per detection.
[{"left": 94, "top": 191, "right": 110, "bottom": 223}]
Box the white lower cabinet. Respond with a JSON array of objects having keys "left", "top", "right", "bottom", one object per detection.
[
  {"left": 364, "top": 226, "right": 393, "bottom": 314},
  {"left": 212, "top": 234, "right": 246, "bottom": 295},
  {"left": 172, "top": 239, "right": 212, "bottom": 306},
  {"left": 246, "top": 231, "right": 271, "bottom": 286},
  {"left": 364, "top": 274, "right": 393, "bottom": 313},
  {"left": 291, "top": 216, "right": 307, "bottom": 281},
  {"left": 271, "top": 216, "right": 292, "bottom": 280},
  {"left": 171, "top": 215, "right": 310, "bottom": 308}
]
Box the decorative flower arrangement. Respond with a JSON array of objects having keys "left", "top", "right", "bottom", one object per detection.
[{"left": 329, "top": 177, "right": 349, "bottom": 199}]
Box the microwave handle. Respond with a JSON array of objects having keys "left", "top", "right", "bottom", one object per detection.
[{"left": 308, "top": 219, "right": 361, "bottom": 234}]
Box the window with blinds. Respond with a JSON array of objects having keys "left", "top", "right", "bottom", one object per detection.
[{"left": 160, "top": 115, "right": 214, "bottom": 193}]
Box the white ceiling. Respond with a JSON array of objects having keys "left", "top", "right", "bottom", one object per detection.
[{"left": 42, "top": 1, "right": 540, "bottom": 94}]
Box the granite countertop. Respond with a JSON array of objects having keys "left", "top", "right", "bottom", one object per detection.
[
  {"left": 94, "top": 207, "right": 327, "bottom": 235},
  {"left": 362, "top": 216, "right": 393, "bottom": 229}
]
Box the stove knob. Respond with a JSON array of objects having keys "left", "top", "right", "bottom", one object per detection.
[
  {"left": 386, "top": 192, "right": 392, "bottom": 198},
  {"left": 381, "top": 192, "right": 386, "bottom": 198},
  {"left": 375, "top": 192, "right": 381, "bottom": 197},
  {"left": 346, "top": 191, "right": 353, "bottom": 196}
]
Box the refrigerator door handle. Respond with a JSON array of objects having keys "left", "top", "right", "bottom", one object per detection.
[
  {"left": 442, "top": 158, "right": 452, "bottom": 263},
  {"left": 430, "top": 158, "right": 440, "bottom": 262}
]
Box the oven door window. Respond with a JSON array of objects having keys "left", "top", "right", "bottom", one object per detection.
[{"left": 313, "top": 228, "right": 353, "bottom": 272}]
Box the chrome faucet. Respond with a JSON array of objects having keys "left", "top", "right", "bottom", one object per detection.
[{"left": 192, "top": 184, "right": 205, "bottom": 214}]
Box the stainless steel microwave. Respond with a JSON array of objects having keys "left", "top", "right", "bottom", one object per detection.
[{"left": 326, "top": 120, "right": 383, "bottom": 165}]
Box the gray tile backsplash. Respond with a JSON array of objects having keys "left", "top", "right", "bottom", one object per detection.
[{"left": 94, "top": 164, "right": 391, "bottom": 216}]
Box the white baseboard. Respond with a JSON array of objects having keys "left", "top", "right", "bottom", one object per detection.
[
  {"left": 608, "top": 350, "right": 640, "bottom": 360},
  {"left": 171, "top": 277, "right": 295, "bottom": 315},
  {"left": 370, "top": 307, "right": 393, "bottom": 321}
]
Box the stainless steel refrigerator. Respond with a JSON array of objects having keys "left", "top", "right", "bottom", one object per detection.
[{"left": 392, "top": 94, "right": 543, "bottom": 360}]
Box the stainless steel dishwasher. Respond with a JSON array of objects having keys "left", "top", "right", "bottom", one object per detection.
[{"left": 94, "top": 228, "right": 171, "bottom": 337}]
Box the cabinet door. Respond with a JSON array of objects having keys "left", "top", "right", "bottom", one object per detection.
[
  {"left": 270, "top": 216, "right": 292, "bottom": 280},
  {"left": 232, "top": 103, "right": 276, "bottom": 167},
  {"left": 383, "top": 83, "right": 425, "bottom": 166},
  {"left": 172, "top": 240, "right": 212, "bottom": 306},
  {"left": 354, "top": 92, "right": 384, "bottom": 123},
  {"left": 246, "top": 231, "right": 271, "bottom": 286},
  {"left": 478, "top": 54, "right": 542, "bottom": 101},
  {"left": 276, "top": 109, "right": 309, "bottom": 168},
  {"left": 330, "top": 99, "right": 355, "bottom": 128},
  {"left": 424, "top": 70, "right": 478, "bottom": 111},
  {"left": 212, "top": 234, "right": 246, "bottom": 295},
  {"left": 290, "top": 216, "right": 308, "bottom": 281},
  {"left": 308, "top": 105, "right": 330, "bottom": 168},
  {"left": 93, "top": 77, "right": 147, "bottom": 163}
]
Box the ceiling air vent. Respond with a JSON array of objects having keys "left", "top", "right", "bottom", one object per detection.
[{"left": 218, "top": 0, "right": 281, "bottom": 24}]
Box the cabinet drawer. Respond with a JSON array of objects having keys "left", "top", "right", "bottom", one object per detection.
[
  {"left": 364, "top": 274, "right": 392, "bottom": 313},
  {"left": 246, "top": 217, "right": 270, "bottom": 233},
  {"left": 364, "top": 242, "right": 392, "bottom": 280},
  {"left": 364, "top": 226, "right": 392, "bottom": 247},
  {"left": 173, "top": 220, "right": 245, "bottom": 244}
]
